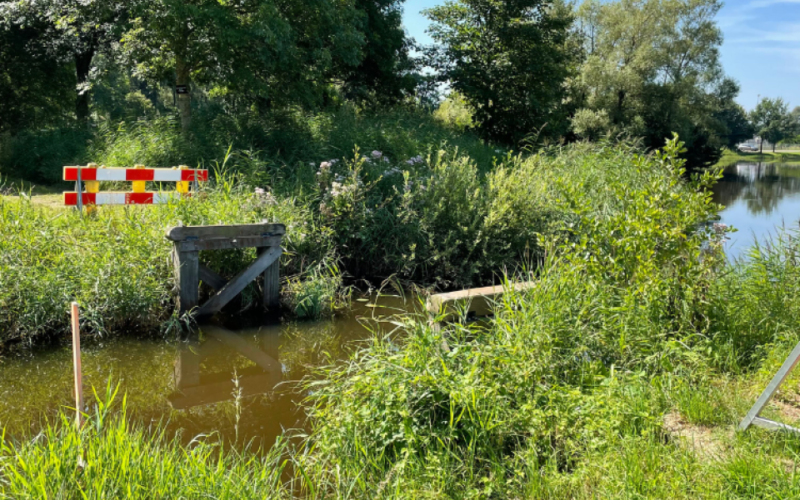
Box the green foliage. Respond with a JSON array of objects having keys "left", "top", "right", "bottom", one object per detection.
[
  {"left": 572, "top": 0, "right": 736, "bottom": 168},
  {"left": 0, "top": 386, "right": 290, "bottom": 499},
  {"left": 433, "top": 92, "right": 475, "bottom": 130},
  {"left": 0, "top": 127, "right": 90, "bottom": 184},
  {"left": 424, "top": 0, "right": 577, "bottom": 144},
  {"left": 0, "top": 18, "right": 76, "bottom": 133},
  {"left": 342, "top": 0, "right": 417, "bottom": 103},
  {"left": 283, "top": 261, "right": 345, "bottom": 320},
  {"left": 298, "top": 136, "right": 730, "bottom": 494},
  {"left": 751, "top": 97, "right": 799, "bottom": 153}
]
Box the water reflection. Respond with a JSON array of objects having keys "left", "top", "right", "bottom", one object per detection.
[
  {"left": 712, "top": 161, "right": 800, "bottom": 259},
  {"left": 0, "top": 294, "right": 415, "bottom": 446}
]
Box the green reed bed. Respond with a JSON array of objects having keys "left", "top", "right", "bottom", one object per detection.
[{"left": 2, "top": 138, "right": 691, "bottom": 343}]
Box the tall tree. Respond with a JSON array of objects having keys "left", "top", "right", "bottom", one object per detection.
[
  {"left": 122, "top": 0, "right": 365, "bottom": 132},
  {"left": 424, "top": 0, "right": 577, "bottom": 144},
  {"left": 750, "top": 97, "right": 797, "bottom": 153},
  {"left": 571, "top": 0, "right": 734, "bottom": 168},
  {"left": 342, "top": 0, "right": 417, "bottom": 103},
  {"left": 3, "top": 0, "right": 129, "bottom": 122}
]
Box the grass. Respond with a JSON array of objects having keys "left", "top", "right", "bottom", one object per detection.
[
  {"left": 0, "top": 385, "right": 293, "bottom": 499},
  {"left": 1, "top": 128, "right": 699, "bottom": 343},
  {"left": 6, "top": 137, "right": 800, "bottom": 497},
  {"left": 716, "top": 148, "right": 800, "bottom": 165}
]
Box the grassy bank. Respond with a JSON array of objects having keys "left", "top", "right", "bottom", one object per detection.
[
  {"left": 716, "top": 148, "right": 800, "bottom": 165},
  {"left": 1, "top": 129, "right": 692, "bottom": 343},
  {"left": 6, "top": 139, "right": 800, "bottom": 497}
]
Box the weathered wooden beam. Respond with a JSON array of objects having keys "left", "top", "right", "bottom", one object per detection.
[
  {"left": 426, "top": 282, "right": 535, "bottom": 321},
  {"left": 258, "top": 247, "right": 281, "bottom": 309},
  {"left": 173, "top": 248, "right": 199, "bottom": 314},
  {"left": 166, "top": 223, "right": 285, "bottom": 242},
  {"left": 195, "top": 246, "right": 282, "bottom": 317},
  {"left": 177, "top": 235, "right": 282, "bottom": 252},
  {"left": 198, "top": 264, "right": 227, "bottom": 291}
]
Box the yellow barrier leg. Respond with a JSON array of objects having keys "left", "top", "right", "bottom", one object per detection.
[
  {"left": 175, "top": 165, "right": 190, "bottom": 197},
  {"left": 85, "top": 163, "right": 99, "bottom": 216},
  {"left": 132, "top": 164, "right": 146, "bottom": 193}
]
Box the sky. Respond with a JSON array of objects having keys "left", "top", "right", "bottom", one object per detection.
[{"left": 401, "top": 0, "right": 800, "bottom": 111}]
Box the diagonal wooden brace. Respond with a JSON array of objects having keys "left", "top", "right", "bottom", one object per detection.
[{"left": 195, "top": 246, "right": 282, "bottom": 317}]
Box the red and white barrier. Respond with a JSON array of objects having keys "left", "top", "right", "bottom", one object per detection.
[
  {"left": 64, "top": 191, "right": 184, "bottom": 206},
  {"left": 63, "top": 167, "right": 207, "bottom": 182}
]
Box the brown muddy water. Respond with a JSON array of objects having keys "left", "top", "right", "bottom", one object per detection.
[{"left": 0, "top": 294, "right": 418, "bottom": 447}]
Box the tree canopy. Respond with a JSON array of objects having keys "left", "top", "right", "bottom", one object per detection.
[
  {"left": 424, "top": 0, "right": 577, "bottom": 144},
  {"left": 750, "top": 97, "right": 798, "bottom": 152}
]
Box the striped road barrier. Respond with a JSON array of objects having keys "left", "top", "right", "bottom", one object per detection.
[{"left": 63, "top": 163, "right": 208, "bottom": 209}]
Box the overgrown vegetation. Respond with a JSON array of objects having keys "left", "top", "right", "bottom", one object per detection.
[
  {"left": 7, "top": 139, "right": 800, "bottom": 497},
  {"left": 1, "top": 137, "right": 691, "bottom": 342}
]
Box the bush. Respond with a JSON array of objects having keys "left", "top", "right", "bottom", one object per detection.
[
  {"left": 0, "top": 127, "right": 91, "bottom": 184},
  {"left": 298, "top": 137, "right": 732, "bottom": 495}
]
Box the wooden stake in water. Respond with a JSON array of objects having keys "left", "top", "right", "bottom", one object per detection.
[{"left": 70, "top": 302, "right": 84, "bottom": 428}]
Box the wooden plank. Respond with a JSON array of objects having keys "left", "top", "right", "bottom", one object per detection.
[
  {"left": 198, "top": 264, "right": 227, "bottom": 291},
  {"left": 202, "top": 325, "right": 282, "bottom": 374},
  {"left": 173, "top": 248, "right": 199, "bottom": 314},
  {"left": 166, "top": 223, "right": 285, "bottom": 242},
  {"left": 258, "top": 247, "right": 281, "bottom": 309},
  {"left": 195, "top": 246, "right": 282, "bottom": 317},
  {"left": 426, "top": 282, "right": 535, "bottom": 321},
  {"left": 178, "top": 235, "right": 282, "bottom": 252}
]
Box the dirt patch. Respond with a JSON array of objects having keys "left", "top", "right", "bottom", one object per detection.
[
  {"left": 771, "top": 399, "right": 800, "bottom": 423},
  {"left": 663, "top": 411, "right": 730, "bottom": 459}
]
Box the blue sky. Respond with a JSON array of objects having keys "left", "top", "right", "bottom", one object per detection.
[{"left": 401, "top": 0, "right": 799, "bottom": 111}]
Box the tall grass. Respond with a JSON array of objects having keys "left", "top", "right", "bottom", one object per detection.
[
  {"left": 6, "top": 138, "right": 800, "bottom": 497},
  {"left": 0, "top": 385, "right": 292, "bottom": 499},
  {"left": 0, "top": 178, "right": 329, "bottom": 343},
  {"left": 291, "top": 137, "right": 800, "bottom": 496}
]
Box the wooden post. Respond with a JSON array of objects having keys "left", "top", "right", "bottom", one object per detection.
[
  {"left": 166, "top": 223, "right": 284, "bottom": 316},
  {"left": 70, "top": 302, "right": 84, "bottom": 428},
  {"left": 258, "top": 246, "right": 281, "bottom": 309},
  {"left": 173, "top": 248, "right": 199, "bottom": 314}
]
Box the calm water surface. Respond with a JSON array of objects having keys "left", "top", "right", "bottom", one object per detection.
[
  {"left": 0, "top": 294, "right": 415, "bottom": 446},
  {"left": 712, "top": 161, "right": 800, "bottom": 259}
]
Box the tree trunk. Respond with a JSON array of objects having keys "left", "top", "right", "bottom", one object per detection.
[
  {"left": 75, "top": 48, "right": 95, "bottom": 123},
  {"left": 760, "top": 139, "right": 763, "bottom": 154},
  {"left": 773, "top": 142, "right": 776, "bottom": 153},
  {"left": 176, "top": 54, "right": 192, "bottom": 132}
]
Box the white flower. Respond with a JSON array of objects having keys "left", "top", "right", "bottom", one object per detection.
[
  {"left": 309, "top": 162, "right": 315, "bottom": 166},
  {"left": 320, "top": 161, "right": 331, "bottom": 170},
  {"left": 371, "top": 150, "right": 383, "bottom": 159},
  {"left": 255, "top": 187, "right": 265, "bottom": 195}
]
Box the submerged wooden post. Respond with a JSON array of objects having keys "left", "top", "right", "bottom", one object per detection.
[
  {"left": 70, "top": 302, "right": 84, "bottom": 428},
  {"left": 166, "top": 222, "right": 285, "bottom": 317}
]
